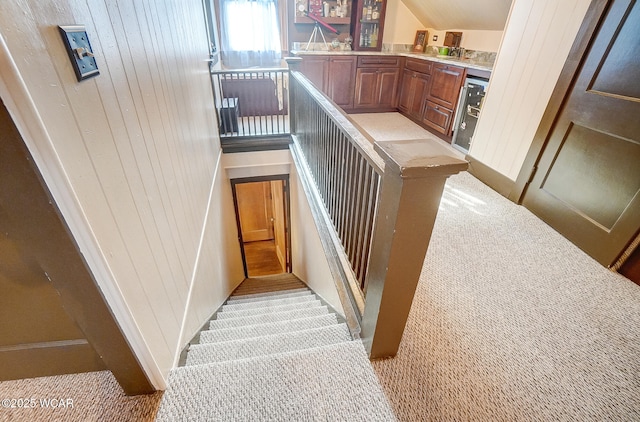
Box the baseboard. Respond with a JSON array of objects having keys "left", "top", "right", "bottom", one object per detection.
[{"left": 465, "top": 155, "right": 516, "bottom": 200}]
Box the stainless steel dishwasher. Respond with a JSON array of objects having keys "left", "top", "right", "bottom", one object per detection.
[{"left": 451, "top": 76, "right": 489, "bottom": 153}]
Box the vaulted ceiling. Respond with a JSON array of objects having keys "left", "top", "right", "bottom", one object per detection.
[{"left": 401, "top": 0, "right": 513, "bottom": 30}]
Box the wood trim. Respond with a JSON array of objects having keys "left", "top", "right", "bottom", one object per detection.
[
  {"left": 509, "top": 0, "right": 612, "bottom": 204},
  {"left": 0, "top": 341, "right": 106, "bottom": 381},
  {"left": 466, "top": 154, "right": 516, "bottom": 199},
  {"left": 0, "top": 99, "right": 153, "bottom": 394},
  {"left": 230, "top": 174, "right": 292, "bottom": 279}
]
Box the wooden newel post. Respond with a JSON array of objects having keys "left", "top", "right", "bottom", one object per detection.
[
  {"left": 284, "top": 56, "right": 303, "bottom": 70},
  {"left": 284, "top": 57, "right": 303, "bottom": 134},
  {"left": 361, "top": 139, "right": 468, "bottom": 358}
]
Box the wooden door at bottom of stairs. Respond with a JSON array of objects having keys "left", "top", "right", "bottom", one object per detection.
[
  {"left": 520, "top": 0, "right": 640, "bottom": 267},
  {"left": 236, "top": 181, "right": 275, "bottom": 243}
]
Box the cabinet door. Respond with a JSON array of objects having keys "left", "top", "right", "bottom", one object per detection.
[
  {"left": 422, "top": 100, "right": 453, "bottom": 135},
  {"left": 355, "top": 66, "right": 400, "bottom": 110},
  {"left": 377, "top": 68, "right": 400, "bottom": 108},
  {"left": 354, "top": 68, "right": 380, "bottom": 108},
  {"left": 428, "top": 63, "right": 465, "bottom": 109},
  {"left": 327, "top": 57, "right": 357, "bottom": 109},
  {"left": 398, "top": 70, "right": 429, "bottom": 119},
  {"left": 300, "top": 56, "right": 329, "bottom": 92},
  {"left": 398, "top": 69, "right": 414, "bottom": 113}
]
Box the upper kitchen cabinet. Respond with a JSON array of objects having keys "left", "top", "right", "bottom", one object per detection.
[{"left": 351, "top": 0, "right": 387, "bottom": 51}]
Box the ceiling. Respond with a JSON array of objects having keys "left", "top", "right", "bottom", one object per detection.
[{"left": 401, "top": 0, "right": 513, "bottom": 30}]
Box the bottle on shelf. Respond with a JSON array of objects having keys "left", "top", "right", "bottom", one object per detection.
[
  {"left": 371, "top": 4, "right": 379, "bottom": 20},
  {"left": 370, "top": 24, "right": 378, "bottom": 47},
  {"left": 366, "top": 0, "right": 373, "bottom": 20}
]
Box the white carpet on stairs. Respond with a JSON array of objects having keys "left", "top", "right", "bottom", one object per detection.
[
  {"left": 226, "top": 288, "right": 311, "bottom": 303},
  {"left": 215, "top": 300, "right": 323, "bottom": 319},
  {"left": 199, "top": 314, "right": 339, "bottom": 343},
  {"left": 221, "top": 293, "right": 318, "bottom": 312},
  {"left": 156, "top": 288, "right": 396, "bottom": 421},
  {"left": 208, "top": 306, "right": 330, "bottom": 329},
  {"left": 156, "top": 341, "right": 396, "bottom": 421},
  {"left": 186, "top": 324, "right": 351, "bottom": 365}
]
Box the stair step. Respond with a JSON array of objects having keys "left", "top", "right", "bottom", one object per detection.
[
  {"left": 186, "top": 324, "right": 351, "bottom": 365},
  {"left": 208, "top": 306, "right": 330, "bottom": 330},
  {"left": 216, "top": 300, "right": 322, "bottom": 320},
  {"left": 157, "top": 340, "right": 397, "bottom": 421},
  {"left": 221, "top": 293, "right": 318, "bottom": 312},
  {"left": 227, "top": 288, "right": 311, "bottom": 304},
  {"left": 199, "top": 314, "right": 339, "bottom": 344}
]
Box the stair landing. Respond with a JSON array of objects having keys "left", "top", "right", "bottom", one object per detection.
[{"left": 231, "top": 273, "right": 307, "bottom": 297}]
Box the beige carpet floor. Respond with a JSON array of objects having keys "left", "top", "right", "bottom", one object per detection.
[
  {"left": 1, "top": 113, "right": 637, "bottom": 421},
  {"left": 0, "top": 370, "right": 162, "bottom": 421},
  {"left": 372, "top": 171, "right": 640, "bottom": 421}
]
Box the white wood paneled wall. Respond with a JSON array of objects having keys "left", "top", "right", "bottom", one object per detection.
[
  {"left": 0, "top": 0, "right": 244, "bottom": 386},
  {"left": 469, "top": 0, "right": 592, "bottom": 181}
]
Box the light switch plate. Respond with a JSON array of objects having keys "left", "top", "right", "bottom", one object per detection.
[{"left": 59, "top": 25, "right": 99, "bottom": 81}]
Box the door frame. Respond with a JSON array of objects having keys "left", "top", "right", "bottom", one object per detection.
[
  {"left": 230, "top": 174, "right": 292, "bottom": 278},
  {"left": 510, "top": 0, "right": 611, "bottom": 204}
]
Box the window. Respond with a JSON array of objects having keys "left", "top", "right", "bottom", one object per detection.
[{"left": 219, "top": 0, "right": 282, "bottom": 68}]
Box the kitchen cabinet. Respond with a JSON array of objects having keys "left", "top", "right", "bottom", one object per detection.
[
  {"left": 422, "top": 101, "right": 454, "bottom": 134},
  {"left": 427, "top": 63, "right": 465, "bottom": 110},
  {"left": 351, "top": 0, "right": 387, "bottom": 51},
  {"left": 353, "top": 56, "right": 400, "bottom": 111},
  {"left": 398, "top": 58, "right": 432, "bottom": 121},
  {"left": 300, "top": 55, "right": 330, "bottom": 91},
  {"left": 422, "top": 62, "right": 465, "bottom": 136},
  {"left": 397, "top": 59, "right": 465, "bottom": 138},
  {"left": 299, "top": 55, "right": 357, "bottom": 109}
]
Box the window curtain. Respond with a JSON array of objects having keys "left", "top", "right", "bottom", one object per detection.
[{"left": 219, "top": 0, "right": 282, "bottom": 68}]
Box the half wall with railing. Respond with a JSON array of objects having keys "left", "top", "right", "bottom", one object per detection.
[
  {"left": 287, "top": 63, "right": 468, "bottom": 358},
  {"left": 210, "top": 59, "right": 468, "bottom": 359}
]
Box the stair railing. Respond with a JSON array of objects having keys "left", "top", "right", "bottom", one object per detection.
[{"left": 286, "top": 57, "right": 468, "bottom": 358}]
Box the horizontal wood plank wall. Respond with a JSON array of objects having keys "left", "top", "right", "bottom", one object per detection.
[
  {"left": 0, "top": 0, "right": 224, "bottom": 384},
  {"left": 468, "top": 0, "right": 592, "bottom": 182}
]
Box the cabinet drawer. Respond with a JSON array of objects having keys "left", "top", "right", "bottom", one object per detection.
[
  {"left": 357, "top": 56, "right": 400, "bottom": 68},
  {"left": 422, "top": 101, "right": 453, "bottom": 135},
  {"left": 405, "top": 58, "right": 432, "bottom": 74}
]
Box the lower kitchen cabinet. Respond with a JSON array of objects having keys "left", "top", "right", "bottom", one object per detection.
[
  {"left": 299, "top": 55, "right": 356, "bottom": 110},
  {"left": 422, "top": 100, "right": 454, "bottom": 134},
  {"left": 300, "top": 56, "right": 330, "bottom": 92},
  {"left": 354, "top": 67, "right": 400, "bottom": 110},
  {"left": 398, "top": 68, "right": 430, "bottom": 120},
  {"left": 421, "top": 62, "right": 465, "bottom": 137},
  {"left": 297, "top": 53, "right": 473, "bottom": 139}
]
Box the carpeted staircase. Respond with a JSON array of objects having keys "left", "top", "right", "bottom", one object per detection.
[{"left": 155, "top": 286, "right": 396, "bottom": 421}]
